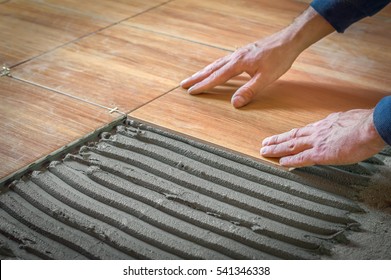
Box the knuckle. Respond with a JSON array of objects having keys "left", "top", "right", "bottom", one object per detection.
[
  {"left": 205, "top": 64, "right": 217, "bottom": 74},
  {"left": 268, "top": 144, "right": 278, "bottom": 154},
  {"left": 267, "top": 135, "right": 277, "bottom": 145},
  {"left": 210, "top": 71, "right": 219, "bottom": 79},
  {"left": 295, "top": 153, "right": 306, "bottom": 162},
  {"left": 295, "top": 152, "right": 313, "bottom": 167},
  {"left": 232, "top": 49, "right": 247, "bottom": 62},
  {"left": 290, "top": 128, "right": 299, "bottom": 138},
  {"left": 272, "top": 135, "right": 280, "bottom": 144},
  {"left": 288, "top": 139, "right": 296, "bottom": 151},
  {"left": 240, "top": 86, "right": 256, "bottom": 99}
]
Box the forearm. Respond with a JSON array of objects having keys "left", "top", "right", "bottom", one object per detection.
[{"left": 278, "top": 6, "right": 335, "bottom": 57}]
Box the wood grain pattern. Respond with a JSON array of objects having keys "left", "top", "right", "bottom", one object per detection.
[
  {"left": 0, "top": 0, "right": 168, "bottom": 67},
  {"left": 35, "top": 0, "right": 168, "bottom": 23},
  {"left": 126, "top": 0, "right": 307, "bottom": 51},
  {"left": 0, "top": 0, "right": 109, "bottom": 66},
  {"left": 130, "top": 76, "right": 389, "bottom": 164},
  {"left": 12, "top": 24, "right": 228, "bottom": 113},
  {"left": 129, "top": 0, "right": 391, "bottom": 165},
  {"left": 127, "top": 0, "right": 391, "bottom": 92},
  {"left": 0, "top": 78, "right": 117, "bottom": 178}
]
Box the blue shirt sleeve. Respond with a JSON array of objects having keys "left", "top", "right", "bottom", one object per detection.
[
  {"left": 374, "top": 96, "right": 391, "bottom": 146},
  {"left": 310, "top": 0, "right": 390, "bottom": 32}
]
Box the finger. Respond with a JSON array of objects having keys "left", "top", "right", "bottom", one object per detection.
[
  {"left": 231, "top": 73, "right": 268, "bottom": 108},
  {"left": 186, "top": 61, "right": 241, "bottom": 95},
  {"left": 262, "top": 126, "right": 313, "bottom": 146},
  {"left": 279, "top": 149, "right": 319, "bottom": 168},
  {"left": 180, "top": 56, "right": 229, "bottom": 89},
  {"left": 260, "top": 137, "right": 312, "bottom": 158},
  {"left": 231, "top": 70, "right": 274, "bottom": 108}
]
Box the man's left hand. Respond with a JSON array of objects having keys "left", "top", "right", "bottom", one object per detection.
[{"left": 261, "top": 109, "right": 386, "bottom": 168}]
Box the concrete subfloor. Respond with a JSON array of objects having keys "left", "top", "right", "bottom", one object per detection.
[{"left": 1, "top": 119, "right": 390, "bottom": 260}]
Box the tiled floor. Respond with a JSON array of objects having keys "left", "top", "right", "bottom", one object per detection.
[
  {"left": 131, "top": 80, "right": 388, "bottom": 163},
  {"left": 0, "top": 0, "right": 106, "bottom": 66},
  {"left": 12, "top": 24, "right": 227, "bottom": 113},
  {"left": 125, "top": 0, "right": 307, "bottom": 50},
  {"left": 129, "top": 0, "right": 391, "bottom": 163},
  {"left": 0, "top": 77, "right": 117, "bottom": 178},
  {"left": 1, "top": 0, "right": 390, "bottom": 179}
]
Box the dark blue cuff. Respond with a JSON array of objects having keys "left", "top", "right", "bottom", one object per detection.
[
  {"left": 311, "top": 0, "right": 390, "bottom": 33},
  {"left": 374, "top": 96, "right": 391, "bottom": 146}
]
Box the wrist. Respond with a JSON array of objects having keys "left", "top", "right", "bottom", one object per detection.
[
  {"left": 366, "top": 109, "right": 387, "bottom": 152},
  {"left": 284, "top": 5, "right": 335, "bottom": 54}
]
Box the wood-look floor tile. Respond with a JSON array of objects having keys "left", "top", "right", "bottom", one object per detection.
[
  {"left": 127, "top": 0, "right": 391, "bottom": 92},
  {"left": 129, "top": 0, "right": 391, "bottom": 166},
  {"left": 0, "top": 78, "right": 117, "bottom": 179},
  {"left": 0, "top": 0, "right": 110, "bottom": 66},
  {"left": 126, "top": 0, "right": 306, "bottom": 50},
  {"left": 12, "top": 25, "right": 228, "bottom": 113},
  {"left": 293, "top": 9, "right": 391, "bottom": 93},
  {"left": 130, "top": 76, "right": 389, "bottom": 165},
  {"left": 35, "top": 0, "right": 169, "bottom": 23}
]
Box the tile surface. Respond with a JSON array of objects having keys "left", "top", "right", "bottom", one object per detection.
[
  {"left": 131, "top": 77, "right": 389, "bottom": 163},
  {"left": 12, "top": 25, "right": 228, "bottom": 113},
  {"left": 127, "top": 0, "right": 391, "bottom": 91},
  {"left": 0, "top": 78, "right": 116, "bottom": 178},
  {"left": 2, "top": 0, "right": 391, "bottom": 173},
  {"left": 1, "top": 0, "right": 391, "bottom": 262},
  {"left": 34, "top": 0, "right": 169, "bottom": 23},
  {"left": 129, "top": 0, "right": 391, "bottom": 164},
  {"left": 0, "top": 0, "right": 108, "bottom": 66},
  {"left": 126, "top": 0, "right": 306, "bottom": 50}
]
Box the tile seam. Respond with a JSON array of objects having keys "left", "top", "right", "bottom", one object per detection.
[
  {"left": 10, "top": 76, "right": 127, "bottom": 115},
  {"left": 0, "top": 115, "right": 126, "bottom": 188},
  {"left": 124, "top": 24, "right": 234, "bottom": 52},
  {"left": 9, "top": 0, "right": 176, "bottom": 69}
]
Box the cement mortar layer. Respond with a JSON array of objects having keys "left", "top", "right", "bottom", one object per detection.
[{"left": 1, "top": 118, "right": 390, "bottom": 259}]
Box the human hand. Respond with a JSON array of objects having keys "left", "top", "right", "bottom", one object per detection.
[
  {"left": 180, "top": 6, "right": 335, "bottom": 108},
  {"left": 180, "top": 30, "right": 301, "bottom": 108},
  {"left": 261, "top": 109, "right": 386, "bottom": 168}
]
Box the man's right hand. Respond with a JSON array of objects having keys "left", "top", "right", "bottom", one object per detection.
[
  {"left": 180, "top": 6, "right": 335, "bottom": 108},
  {"left": 180, "top": 30, "right": 301, "bottom": 108}
]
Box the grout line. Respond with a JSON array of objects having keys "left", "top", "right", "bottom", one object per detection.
[
  {"left": 7, "top": 0, "right": 224, "bottom": 118},
  {"left": 126, "top": 24, "right": 234, "bottom": 53},
  {"left": 11, "top": 76, "right": 127, "bottom": 116},
  {"left": 0, "top": 115, "right": 127, "bottom": 189},
  {"left": 7, "top": 0, "right": 177, "bottom": 117},
  {"left": 128, "top": 85, "right": 180, "bottom": 114},
  {"left": 10, "top": 0, "right": 176, "bottom": 69}
]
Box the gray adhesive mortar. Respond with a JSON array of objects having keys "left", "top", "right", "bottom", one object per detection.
[
  {"left": 322, "top": 158, "right": 391, "bottom": 260},
  {"left": 0, "top": 118, "right": 390, "bottom": 259}
]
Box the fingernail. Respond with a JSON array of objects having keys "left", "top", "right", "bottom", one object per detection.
[
  {"left": 188, "top": 85, "right": 195, "bottom": 94},
  {"left": 232, "top": 96, "right": 246, "bottom": 108},
  {"left": 262, "top": 138, "right": 270, "bottom": 146},
  {"left": 260, "top": 147, "right": 268, "bottom": 155},
  {"left": 180, "top": 78, "right": 189, "bottom": 87}
]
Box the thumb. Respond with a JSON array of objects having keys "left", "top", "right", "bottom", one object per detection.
[{"left": 231, "top": 73, "right": 269, "bottom": 108}]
